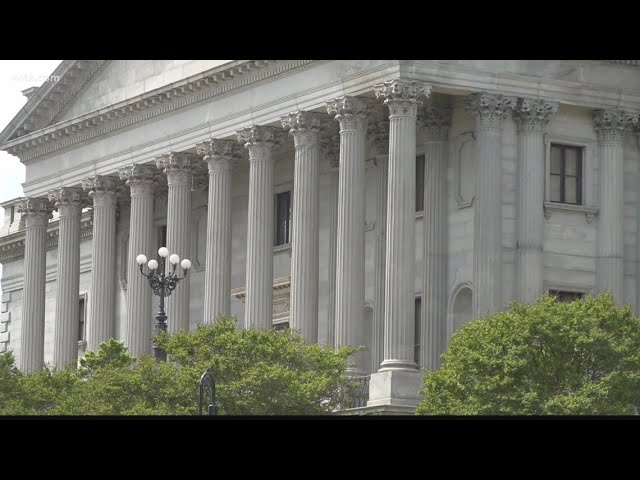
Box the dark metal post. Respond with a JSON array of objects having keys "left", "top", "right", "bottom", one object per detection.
[
  {"left": 199, "top": 370, "right": 217, "bottom": 416},
  {"left": 138, "top": 252, "right": 189, "bottom": 362}
]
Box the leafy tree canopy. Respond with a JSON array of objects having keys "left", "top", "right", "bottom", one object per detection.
[
  {"left": 0, "top": 318, "right": 357, "bottom": 415},
  {"left": 416, "top": 293, "right": 640, "bottom": 415}
]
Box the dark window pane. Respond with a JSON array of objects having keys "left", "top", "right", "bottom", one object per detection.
[
  {"left": 550, "top": 174, "right": 562, "bottom": 202},
  {"left": 565, "top": 177, "right": 577, "bottom": 204},
  {"left": 78, "top": 298, "right": 85, "bottom": 342},
  {"left": 275, "top": 191, "right": 292, "bottom": 246},
  {"left": 565, "top": 148, "right": 578, "bottom": 175},
  {"left": 416, "top": 155, "right": 425, "bottom": 212},
  {"left": 549, "top": 290, "right": 583, "bottom": 303},
  {"left": 550, "top": 146, "right": 562, "bottom": 174}
]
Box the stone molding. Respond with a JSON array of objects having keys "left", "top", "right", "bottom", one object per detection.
[{"left": 6, "top": 61, "right": 313, "bottom": 162}]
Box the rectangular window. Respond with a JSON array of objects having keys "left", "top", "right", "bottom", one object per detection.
[
  {"left": 275, "top": 191, "right": 292, "bottom": 246},
  {"left": 414, "top": 297, "right": 421, "bottom": 365},
  {"left": 416, "top": 155, "right": 425, "bottom": 212},
  {"left": 550, "top": 144, "right": 583, "bottom": 205},
  {"left": 78, "top": 296, "right": 86, "bottom": 343},
  {"left": 549, "top": 290, "right": 584, "bottom": 303}
]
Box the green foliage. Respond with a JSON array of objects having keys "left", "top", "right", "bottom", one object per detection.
[
  {"left": 0, "top": 317, "right": 357, "bottom": 415},
  {"left": 416, "top": 292, "right": 640, "bottom": 415}
]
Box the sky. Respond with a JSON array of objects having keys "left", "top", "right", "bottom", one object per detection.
[{"left": 0, "top": 60, "right": 62, "bottom": 294}]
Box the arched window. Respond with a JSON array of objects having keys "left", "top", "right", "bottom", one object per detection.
[{"left": 452, "top": 286, "right": 473, "bottom": 333}]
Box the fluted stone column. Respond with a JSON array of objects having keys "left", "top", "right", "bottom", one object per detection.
[
  {"left": 594, "top": 110, "right": 636, "bottom": 302},
  {"left": 237, "top": 126, "right": 284, "bottom": 330},
  {"left": 513, "top": 99, "right": 558, "bottom": 304},
  {"left": 321, "top": 133, "right": 340, "bottom": 346},
  {"left": 16, "top": 198, "right": 52, "bottom": 373},
  {"left": 282, "top": 111, "right": 323, "bottom": 343},
  {"left": 156, "top": 153, "right": 193, "bottom": 334},
  {"left": 466, "top": 93, "right": 517, "bottom": 319},
  {"left": 368, "top": 79, "right": 430, "bottom": 409},
  {"left": 49, "top": 187, "right": 83, "bottom": 370},
  {"left": 369, "top": 120, "right": 389, "bottom": 373},
  {"left": 119, "top": 164, "right": 156, "bottom": 356},
  {"left": 326, "top": 96, "right": 368, "bottom": 373},
  {"left": 197, "top": 140, "right": 240, "bottom": 324},
  {"left": 82, "top": 176, "right": 119, "bottom": 352},
  {"left": 419, "top": 106, "right": 451, "bottom": 371}
]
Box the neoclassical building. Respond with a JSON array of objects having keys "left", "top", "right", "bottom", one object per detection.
[{"left": 0, "top": 60, "right": 639, "bottom": 413}]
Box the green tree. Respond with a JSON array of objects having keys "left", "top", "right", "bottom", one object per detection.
[
  {"left": 0, "top": 317, "right": 358, "bottom": 415},
  {"left": 416, "top": 292, "right": 640, "bottom": 415}
]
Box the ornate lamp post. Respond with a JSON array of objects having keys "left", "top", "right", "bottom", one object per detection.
[{"left": 136, "top": 246, "right": 191, "bottom": 361}]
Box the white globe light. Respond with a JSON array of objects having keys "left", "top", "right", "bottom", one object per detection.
[
  {"left": 136, "top": 254, "right": 147, "bottom": 265},
  {"left": 169, "top": 254, "right": 180, "bottom": 265},
  {"left": 181, "top": 259, "right": 192, "bottom": 270},
  {"left": 148, "top": 259, "right": 159, "bottom": 270},
  {"left": 158, "top": 247, "right": 169, "bottom": 258}
]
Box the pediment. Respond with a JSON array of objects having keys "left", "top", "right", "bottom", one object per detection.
[
  {"left": 0, "top": 60, "right": 233, "bottom": 146},
  {"left": 0, "top": 60, "right": 107, "bottom": 144},
  {"left": 55, "top": 60, "right": 232, "bottom": 123}
]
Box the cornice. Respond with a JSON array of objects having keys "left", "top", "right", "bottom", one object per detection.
[
  {"left": 0, "top": 61, "right": 107, "bottom": 143},
  {"left": 5, "top": 60, "right": 314, "bottom": 163},
  {"left": 0, "top": 210, "right": 93, "bottom": 262}
]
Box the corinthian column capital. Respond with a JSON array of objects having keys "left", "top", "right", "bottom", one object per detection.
[
  {"left": 237, "top": 125, "right": 286, "bottom": 158},
  {"left": 82, "top": 176, "right": 119, "bottom": 207},
  {"left": 119, "top": 164, "right": 156, "bottom": 196},
  {"left": 465, "top": 93, "right": 518, "bottom": 130},
  {"left": 156, "top": 152, "right": 195, "bottom": 185},
  {"left": 17, "top": 197, "right": 53, "bottom": 227},
  {"left": 48, "top": 187, "right": 84, "bottom": 216},
  {"left": 281, "top": 111, "right": 323, "bottom": 146},
  {"left": 196, "top": 139, "right": 242, "bottom": 173},
  {"left": 374, "top": 79, "right": 431, "bottom": 117},
  {"left": 326, "top": 96, "right": 368, "bottom": 131},
  {"left": 512, "top": 98, "right": 559, "bottom": 133},
  {"left": 593, "top": 109, "right": 637, "bottom": 144},
  {"left": 418, "top": 106, "right": 452, "bottom": 140}
]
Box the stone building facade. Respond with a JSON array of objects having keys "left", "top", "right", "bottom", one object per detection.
[{"left": 0, "top": 60, "right": 639, "bottom": 413}]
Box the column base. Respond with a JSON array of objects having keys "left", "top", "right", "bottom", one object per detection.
[{"left": 367, "top": 369, "right": 424, "bottom": 408}]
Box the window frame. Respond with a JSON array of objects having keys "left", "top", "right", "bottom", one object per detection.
[
  {"left": 415, "top": 154, "right": 425, "bottom": 213},
  {"left": 78, "top": 292, "right": 88, "bottom": 346},
  {"left": 549, "top": 144, "right": 583, "bottom": 205},
  {"left": 543, "top": 135, "right": 599, "bottom": 222},
  {"left": 273, "top": 181, "right": 293, "bottom": 249}
]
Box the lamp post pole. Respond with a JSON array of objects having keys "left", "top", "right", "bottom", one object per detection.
[{"left": 136, "top": 247, "right": 191, "bottom": 361}]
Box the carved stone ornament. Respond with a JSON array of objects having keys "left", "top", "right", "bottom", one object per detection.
[
  {"left": 82, "top": 176, "right": 120, "bottom": 207},
  {"left": 418, "top": 106, "right": 452, "bottom": 140},
  {"left": 48, "top": 187, "right": 84, "bottom": 216},
  {"left": 236, "top": 125, "right": 286, "bottom": 158},
  {"left": 511, "top": 98, "right": 559, "bottom": 133},
  {"left": 374, "top": 79, "right": 431, "bottom": 117},
  {"left": 156, "top": 152, "right": 195, "bottom": 185},
  {"left": 281, "top": 111, "right": 324, "bottom": 147},
  {"left": 196, "top": 139, "right": 242, "bottom": 173},
  {"left": 593, "top": 109, "right": 637, "bottom": 144},
  {"left": 16, "top": 197, "right": 53, "bottom": 227},
  {"left": 465, "top": 93, "right": 518, "bottom": 130},
  {"left": 326, "top": 96, "right": 368, "bottom": 131},
  {"left": 119, "top": 164, "right": 157, "bottom": 196}
]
